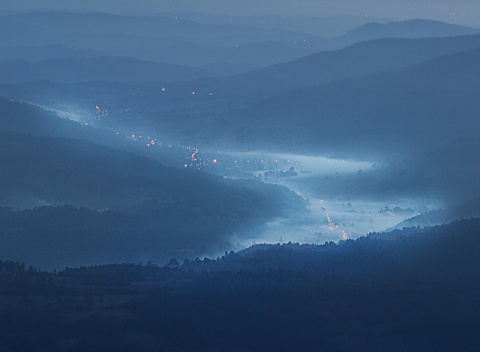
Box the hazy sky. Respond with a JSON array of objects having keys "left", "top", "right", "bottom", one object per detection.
[{"left": 1, "top": 0, "right": 480, "bottom": 26}]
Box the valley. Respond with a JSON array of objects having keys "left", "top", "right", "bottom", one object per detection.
[{"left": 1, "top": 5, "right": 480, "bottom": 351}]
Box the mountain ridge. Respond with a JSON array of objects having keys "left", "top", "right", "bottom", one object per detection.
[{"left": 221, "top": 46, "right": 480, "bottom": 154}]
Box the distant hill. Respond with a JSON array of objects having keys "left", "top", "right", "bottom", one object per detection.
[
  {"left": 0, "top": 57, "right": 231, "bottom": 84},
  {"left": 5, "top": 35, "right": 480, "bottom": 153},
  {"left": 3, "top": 11, "right": 303, "bottom": 43},
  {"left": 203, "top": 34, "right": 480, "bottom": 96},
  {"left": 300, "top": 18, "right": 480, "bottom": 52},
  {"left": 2, "top": 35, "right": 480, "bottom": 155},
  {"left": 3, "top": 14, "right": 479, "bottom": 68},
  {"left": 340, "top": 19, "right": 480, "bottom": 44},
  {"left": 225, "top": 47, "right": 480, "bottom": 154},
  {"left": 0, "top": 44, "right": 102, "bottom": 62},
  {"left": 163, "top": 12, "right": 389, "bottom": 37},
  {"left": 138, "top": 40, "right": 312, "bottom": 67},
  {"left": 0, "top": 18, "right": 55, "bottom": 47},
  {"left": 0, "top": 12, "right": 319, "bottom": 67}
]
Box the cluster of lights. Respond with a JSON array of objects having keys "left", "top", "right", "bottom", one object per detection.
[
  {"left": 129, "top": 132, "right": 221, "bottom": 170},
  {"left": 93, "top": 104, "right": 109, "bottom": 120},
  {"left": 93, "top": 106, "right": 302, "bottom": 178},
  {"left": 146, "top": 138, "right": 157, "bottom": 148},
  {"left": 84, "top": 104, "right": 113, "bottom": 127}
]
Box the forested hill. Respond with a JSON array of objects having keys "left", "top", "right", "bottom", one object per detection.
[
  {"left": 181, "top": 217, "right": 480, "bottom": 279},
  {"left": 47, "top": 217, "right": 480, "bottom": 282},
  {"left": 3, "top": 217, "right": 478, "bottom": 280},
  {"left": 0, "top": 218, "right": 479, "bottom": 351}
]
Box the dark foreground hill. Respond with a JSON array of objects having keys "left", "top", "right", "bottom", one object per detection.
[{"left": 0, "top": 218, "right": 479, "bottom": 351}]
